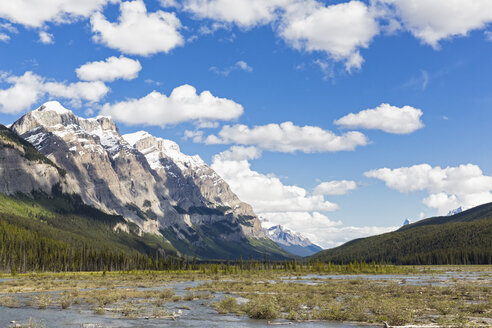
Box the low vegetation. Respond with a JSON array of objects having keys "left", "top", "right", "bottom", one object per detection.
[{"left": 0, "top": 266, "right": 489, "bottom": 327}]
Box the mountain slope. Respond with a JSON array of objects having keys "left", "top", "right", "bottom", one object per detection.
[
  {"left": 265, "top": 225, "right": 322, "bottom": 257},
  {"left": 0, "top": 126, "right": 181, "bottom": 272},
  {"left": 4, "top": 102, "right": 290, "bottom": 260},
  {"left": 310, "top": 204, "right": 492, "bottom": 264}
]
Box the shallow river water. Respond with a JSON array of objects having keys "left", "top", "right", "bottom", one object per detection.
[
  {"left": 0, "top": 279, "right": 371, "bottom": 328},
  {"left": 1, "top": 270, "right": 490, "bottom": 328}
]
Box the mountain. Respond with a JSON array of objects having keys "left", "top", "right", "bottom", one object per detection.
[
  {"left": 265, "top": 225, "right": 323, "bottom": 257},
  {"left": 402, "top": 219, "right": 411, "bottom": 226},
  {"left": 0, "top": 123, "right": 181, "bottom": 272},
  {"left": 2, "top": 101, "right": 290, "bottom": 260},
  {"left": 309, "top": 203, "right": 492, "bottom": 264}
]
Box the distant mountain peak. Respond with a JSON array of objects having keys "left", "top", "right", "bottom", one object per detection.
[
  {"left": 403, "top": 218, "right": 412, "bottom": 226},
  {"left": 447, "top": 206, "right": 463, "bottom": 216},
  {"left": 264, "top": 224, "right": 322, "bottom": 257}
]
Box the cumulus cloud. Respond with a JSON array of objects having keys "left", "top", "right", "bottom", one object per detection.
[
  {"left": 212, "top": 149, "right": 395, "bottom": 248},
  {"left": 314, "top": 180, "right": 358, "bottom": 196},
  {"left": 0, "top": 0, "right": 113, "bottom": 28},
  {"left": 376, "top": 0, "right": 492, "bottom": 48},
  {"left": 91, "top": 0, "right": 184, "bottom": 56},
  {"left": 211, "top": 155, "right": 339, "bottom": 213},
  {"left": 182, "top": 0, "right": 290, "bottom": 29},
  {"left": 0, "top": 71, "right": 109, "bottom": 114},
  {"left": 181, "top": 0, "right": 380, "bottom": 70},
  {"left": 213, "top": 145, "right": 262, "bottom": 161},
  {"left": 279, "top": 0, "right": 379, "bottom": 71},
  {"left": 76, "top": 56, "right": 142, "bottom": 82},
  {"left": 100, "top": 84, "right": 243, "bottom": 127},
  {"left": 334, "top": 103, "right": 424, "bottom": 134},
  {"left": 365, "top": 163, "right": 492, "bottom": 215},
  {"left": 210, "top": 60, "right": 253, "bottom": 76},
  {"left": 38, "top": 31, "right": 54, "bottom": 44},
  {"left": 261, "top": 212, "right": 397, "bottom": 248},
  {"left": 204, "top": 121, "right": 368, "bottom": 153},
  {"left": 160, "top": 0, "right": 180, "bottom": 8}
]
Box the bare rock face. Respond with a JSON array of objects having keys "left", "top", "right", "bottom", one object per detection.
[
  {"left": 10, "top": 101, "right": 265, "bottom": 244},
  {"left": 0, "top": 130, "right": 61, "bottom": 195},
  {"left": 123, "top": 131, "right": 264, "bottom": 238}
]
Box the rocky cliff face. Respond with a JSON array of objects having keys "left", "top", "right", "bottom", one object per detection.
[
  {"left": 0, "top": 124, "right": 61, "bottom": 195},
  {"left": 8, "top": 101, "right": 271, "bottom": 258},
  {"left": 123, "top": 131, "right": 264, "bottom": 238}
]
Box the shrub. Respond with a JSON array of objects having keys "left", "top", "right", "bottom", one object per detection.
[
  {"left": 244, "top": 296, "right": 280, "bottom": 320},
  {"left": 214, "top": 296, "right": 240, "bottom": 314}
]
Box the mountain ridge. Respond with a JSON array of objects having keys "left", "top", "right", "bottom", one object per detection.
[
  {"left": 309, "top": 203, "right": 492, "bottom": 264},
  {"left": 1, "top": 101, "right": 290, "bottom": 260},
  {"left": 265, "top": 224, "right": 323, "bottom": 257}
]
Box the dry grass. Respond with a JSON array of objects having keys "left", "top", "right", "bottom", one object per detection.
[{"left": 0, "top": 266, "right": 489, "bottom": 325}]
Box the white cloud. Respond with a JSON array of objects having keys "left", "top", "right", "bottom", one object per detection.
[
  {"left": 43, "top": 80, "right": 108, "bottom": 103},
  {"left": 204, "top": 121, "right": 368, "bottom": 153},
  {"left": 100, "top": 84, "right": 243, "bottom": 127},
  {"left": 211, "top": 156, "right": 338, "bottom": 213},
  {"left": 236, "top": 60, "right": 253, "bottom": 72},
  {"left": 0, "top": 0, "right": 113, "bottom": 28},
  {"left": 91, "top": 0, "right": 184, "bottom": 56},
  {"left": 261, "top": 211, "right": 396, "bottom": 248},
  {"left": 160, "top": 0, "right": 180, "bottom": 8},
  {"left": 182, "top": 0, "right": 290, "bottom": 29},
  {"left": 0, "top": 71, "right": 109, "bottom": 114},
  {"left": 0, "top": 23, "right": 18, "bottom": 34},
  {"left": 209, "top": 60, "right": 253, "bottom": 76},
  {"left": 314, "top": 180, "right": 358, "bottom": 196},
  {"left": 0, "top": 33, "right": 9, "bottom": 42},
  {"left": 279, "top": 1, "right": 379, "bottom": 71},
  {"left": 211, "top": 149, "right": 395, "bottom": 248},
  {"left": 377, "top": 0, "right": 492, "bottom": 48},
  {"left": 76, "top": 56, "right": 142, "bottom": 82},
  {"left": 365, "top": 163, "right": 492, "bottom": 215},
  {"left": 213, "top": 145, "right": 262, "bottom": 161},
  {"left": 334, "top": 103, "right": 424, "bottom": 134},
  {"left": 183, "top": 130, "right": 204, "bottom": 143},
  {"left": 38, "top": 31, "right": 54, "bottom": 44}
]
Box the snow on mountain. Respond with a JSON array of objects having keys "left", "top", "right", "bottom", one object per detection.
[
  {"left": 8, "top": 101, "right": 269, "bottom": 256},
  {"left": 35, "top": 100, "right": 72, "bottom": 114},
  {"left": 403, "top": 219, "right": 412, "bottom": 226},
  {"left": 123, "top": 131, "right": 206, "bottom": 172},
  {"left": 122, "top": 130, "right": 264, "bottom": 238},
  {"left": 264, "top": 224, "right": 322, "bottom": 257},
  {"left": 447, "top": 207, "right": 463, "bottom": 216}
]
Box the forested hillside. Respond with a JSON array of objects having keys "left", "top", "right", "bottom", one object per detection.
[{"left": 310, "top": 204, "right": 492, "bottom": 264}]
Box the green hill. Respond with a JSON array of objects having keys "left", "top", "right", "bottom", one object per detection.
[{"left": 309, "top": 204, "right": 492, "bottom": 265}]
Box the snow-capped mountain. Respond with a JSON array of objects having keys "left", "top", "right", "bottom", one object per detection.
[
  {"left": 264, "top": 225, "right": 323, "bottom": 257},
  {"left": 4, "top": 101, "right": 285, "bottom": 259},
  {"left": 447, "top": 207, "right": 463, "bottom": 216},
  {"left": 403, "top": 219, "right": 412, "bottom": 226}
]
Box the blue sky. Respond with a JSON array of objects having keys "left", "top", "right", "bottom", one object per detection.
[{"left": 1, "top": 0, "right": 492, "bottom": 247}]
